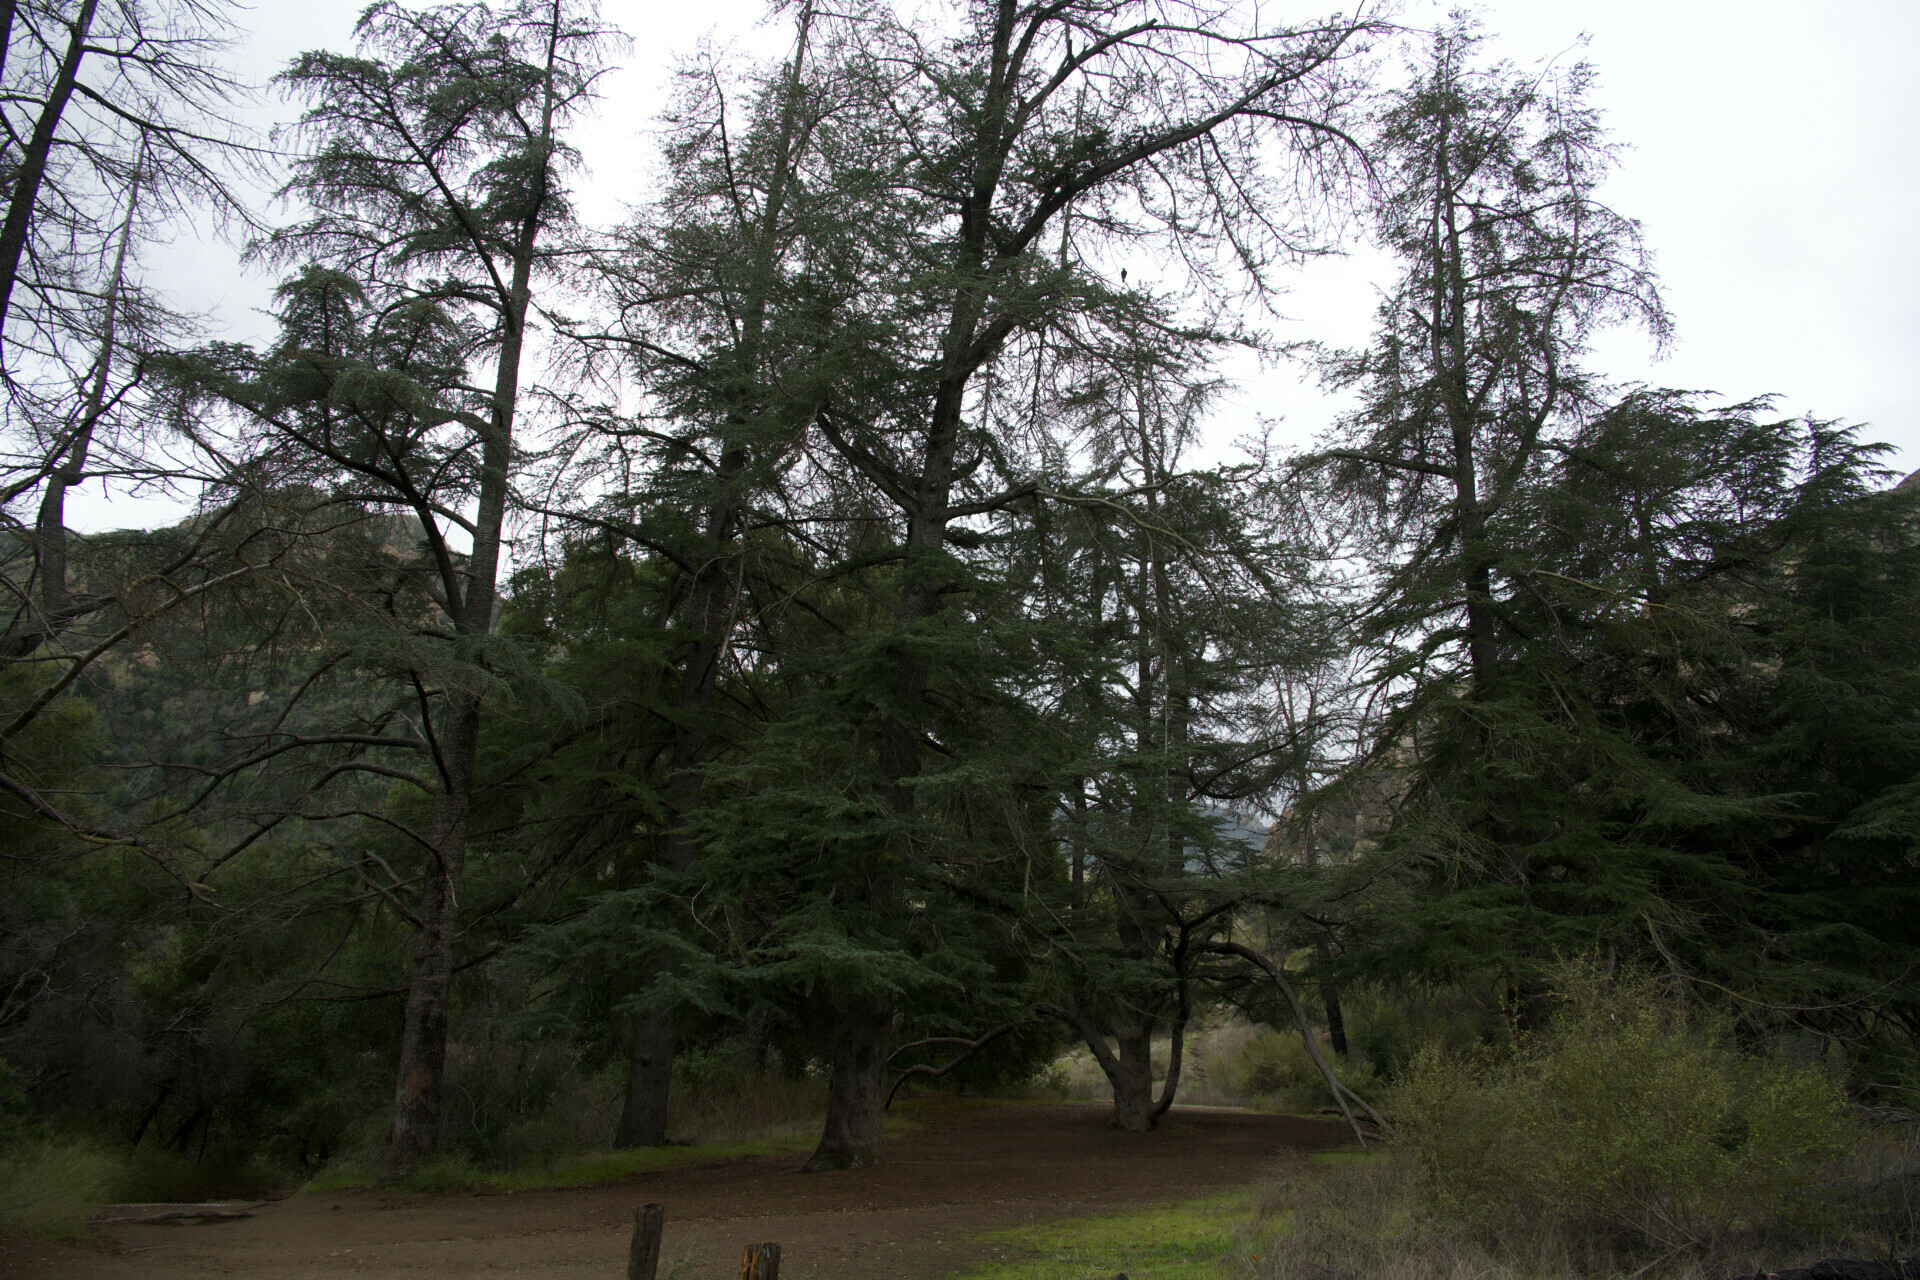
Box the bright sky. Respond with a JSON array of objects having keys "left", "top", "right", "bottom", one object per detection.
[{"left": 92, "top": 0, "right": 1919, "bottom": 528}]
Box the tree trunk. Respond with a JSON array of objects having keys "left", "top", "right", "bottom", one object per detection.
[
  {"left": 615, "top": 2, "right": 817, "bottom": 1144},
  {"left": 1315, "top": 940, "right": 1349, "bottom": 1058},
  {"left": 611, "top": 508, "right": 738, "bottom": 1144},
  {"left": 615, "top": 1009, "right": 676, "bottom": 1148},
  {"left": 31, "top": 154, "right": 138, "bottom": 636},
  {"left": 381, "top": 212, "right": 528, "bottom": 1174},
  {"left": 1324, "top": 988, "right": 1348, "bottom": 1058},
  {"left": 1198, "top": 940, "right": 1388, "bottom": 1146},
  {"left": 382, "top": 698, "right": 479, "bottom": 1174},
  {"left": 1149, "top": 960, "right": 1190, "bottom": 1122},
  {"left": 0, "top": 0, "right": 20, "bottom": 88},
  {"left": 1108, "top": 1011, "right": 1156, "bottom": 1132},
  {"left": 379, "top": 28, "right": 553, "bottom": 1165},
  {"left": 0, "top": 0, "right": 97, "bottom": 344},
  {"left": 802, "top": 995, "right": 891, "bottom": 1170}
]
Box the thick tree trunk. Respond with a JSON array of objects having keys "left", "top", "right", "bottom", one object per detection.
[
  {"left": 802, "top": 996, "right": 891, "bottom": 1170},
  {"left": 1043, "top": 999, "right": 1161, "bottom": 1133},
  {"left": 382, "top": 698, "right": 479, "bottom": 1175},
  {"left": 803, "top": 414, "right": 951, "bottom": 1163},
  {"left": 1108, "top": 1012, "right": 1156, "bottom": 1132},
  {"left": 615, "top": 1009, "right": 676, "bottom": 1148}
]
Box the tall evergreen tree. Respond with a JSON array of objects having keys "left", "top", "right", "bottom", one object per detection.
[
  {"left": 1404, "top": 397, "right": 1920, "bottom": 1040},
  {"left": 550, "top": 0, "right": 857, "bottom": 1147},
  {"left": 1315, "top": 17, "right": 1665, "bottom": 690},
  {"left": 1305, "top": 20, "right": 1666, "bottom": 1023},
  {"left": 211, "top": 0, "right": 610, "bottom": 1172},
  {"left": 778, "top": 0, "right": 1376, "bottom": 1171}
]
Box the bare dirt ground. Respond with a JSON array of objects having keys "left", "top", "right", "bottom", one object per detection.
[{"left": 0, "top": 1102, "right": 1353, "bottom": 1280}]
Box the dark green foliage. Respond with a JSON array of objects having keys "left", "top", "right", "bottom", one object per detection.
[
  {"left": 0, "top": 0, "right": 1913, "bottom": 1199},
  {"left": 1332, "top": 395, "right": 1920, "bottom": 1067},
  {"left": 1300, "top": 14, "right": 1920, "bottom": 1081}
]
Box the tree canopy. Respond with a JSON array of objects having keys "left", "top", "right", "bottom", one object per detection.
[{"left": 0, "top": 0, "right": 1913, "bottom": 1186}]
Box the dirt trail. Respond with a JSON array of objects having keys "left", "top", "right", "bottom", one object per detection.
[{"left": 1, "top": 1103, "right": 1352, "bottom": 1280}]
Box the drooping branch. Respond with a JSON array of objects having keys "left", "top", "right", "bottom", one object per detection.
[
  {"left": 1195, "top": 939, "right": 1389, "bottom": 1145},
  {"left": 882, "top": 1017, "right": 1029, "bottom": 1109}
]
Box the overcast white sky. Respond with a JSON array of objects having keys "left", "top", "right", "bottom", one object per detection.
[{"left": 101, "top": 0, "right": 1919, "bottom": 528}]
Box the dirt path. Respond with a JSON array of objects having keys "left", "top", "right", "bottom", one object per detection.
[{"left": 1, "top": 1103, "right": 1352, "bottom": 1280}]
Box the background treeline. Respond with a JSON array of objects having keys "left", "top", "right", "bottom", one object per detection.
[{"left": 1, "top": 0, "right": 1915, "bottom": 1246}]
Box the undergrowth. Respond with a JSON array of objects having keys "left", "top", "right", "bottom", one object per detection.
[
  {"left": 301, "top": 1097, "right": 919, "bottom": 1194},
  {"left": 305, "top": 1132, "right": 818, "bottom": 1194},
  {"left": 1232, "top": 965, "right": 1898, "bottom": 1280},
  {"left": 0, "top": 1136, "right": 117, "bottom": 1238},
  {"left": 1393, "top": 968, "right": 1856, "bottom": 1261}
]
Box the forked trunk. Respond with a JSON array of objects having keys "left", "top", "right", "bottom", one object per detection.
[
  {"left": 1050, "top": 999, "right": 1162, "bottom": 1133},
  {"left": 802, "top": 996, "right": 892, "bottom": 1170}
]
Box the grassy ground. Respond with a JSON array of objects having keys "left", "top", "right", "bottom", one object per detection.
[{"left": 948, "top": 1190, "right": 1262, "bottom": 1280}]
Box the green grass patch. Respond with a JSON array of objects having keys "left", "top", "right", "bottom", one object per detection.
[
  {"left": 303, "top": 1109, "right": 920, "bottom": 1195},
  {"left": 952, "top": 1191, "right": 1259, "bottom": 1280},
  {"left": 304, "top": 1105, "right": 916, "bottom": 1195}
]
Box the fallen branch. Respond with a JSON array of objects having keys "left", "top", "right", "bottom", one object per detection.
[{"left": 94, "top": 1202, "right": 264, "bottom": 1224}]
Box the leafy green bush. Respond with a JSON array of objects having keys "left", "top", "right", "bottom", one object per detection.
[
  {"left": 1229, "top": 1028, "right": 1382, "bottom": 1114},
  {"left": 0, "top": 1136, "right": 116, "bottom": 1238},
  {"left": 1392, "top": 967, "right": 1854, "bottom": 1255}
]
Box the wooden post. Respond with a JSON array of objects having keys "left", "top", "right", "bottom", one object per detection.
[
  {"left": 739, "top": 1241, "right": 781, "bottom": 1280},
  {"left": 627, "top": 1203, "right": 665, "bottom": 1280}
]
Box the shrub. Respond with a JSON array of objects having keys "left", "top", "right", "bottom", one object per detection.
[
  {"left": 1230, "top": 1028, "right": 1382, "bottom": 1114},
  {"left": 1391, "top": 966, "right": 1855, "bottom": 1257},
  {"left": 0, "top": 1137, "right": 116, "bottom": 1238},
  {"left": 1251, "top": 1151, "right": 1574, "bottom": 1280}
]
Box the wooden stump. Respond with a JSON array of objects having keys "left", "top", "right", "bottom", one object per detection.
[
  {"left": 627, "top": 1203, "right": 665, "bottom": 1280},
  {"left": 739, "top": 1241, "right": 781, "bottom": 1280}
]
